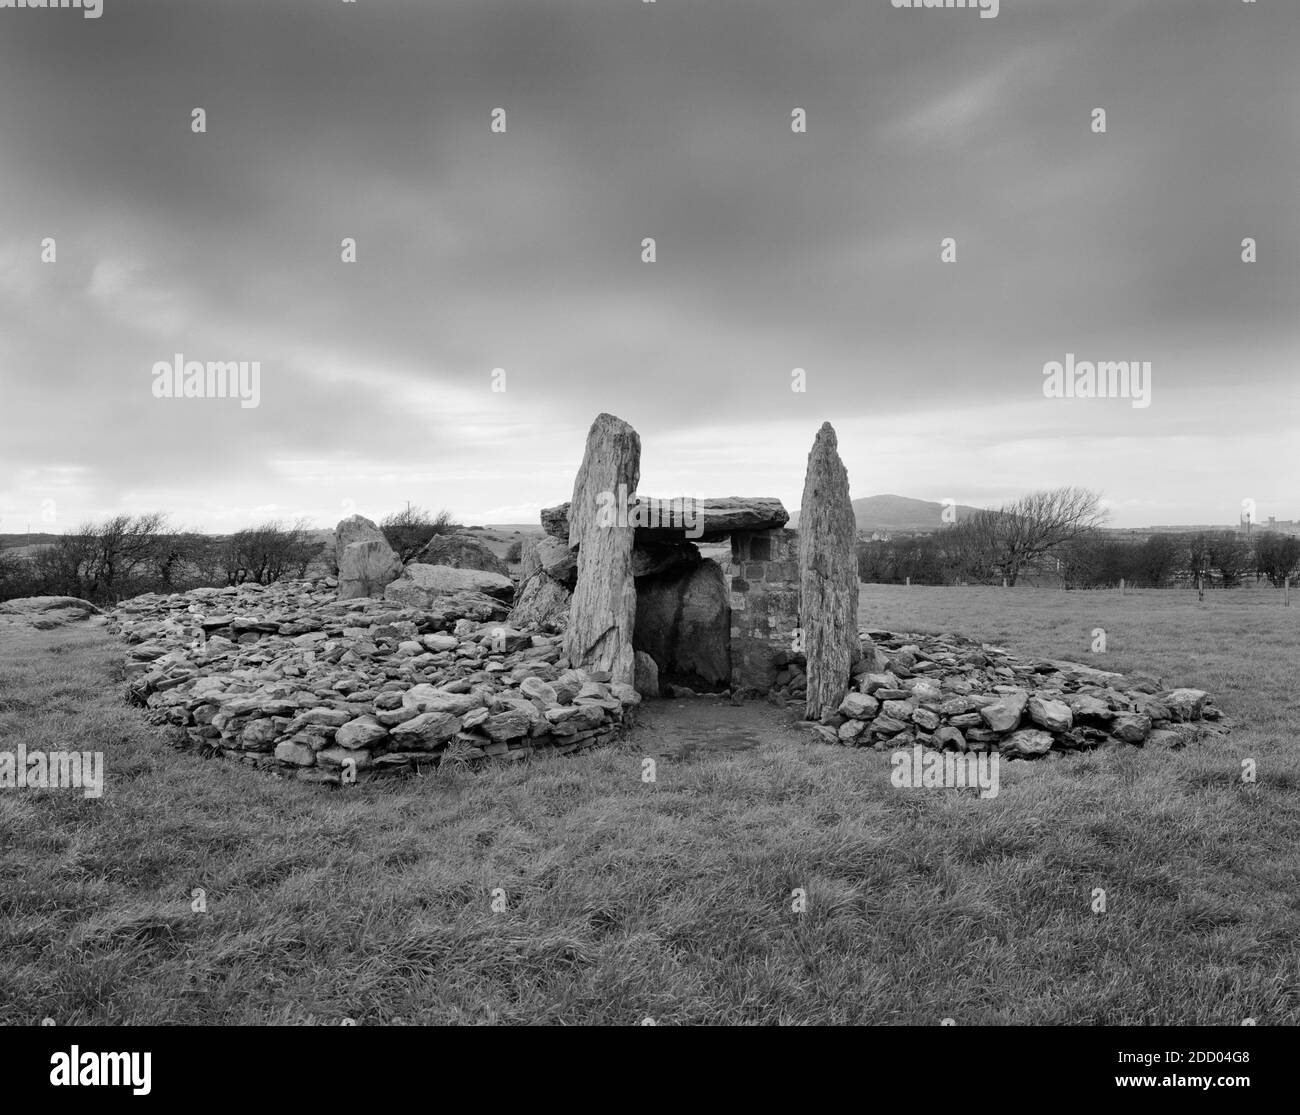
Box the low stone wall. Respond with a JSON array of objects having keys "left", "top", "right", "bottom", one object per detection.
[
  {"left": 726, "top": 528, "right": 800, "bottom": 695},
  {"left": 116, "top": 579, "right": 637, "bottom": 785},
  {"left": 805, "top": 629, "right": 1229, "bottom": 757}
]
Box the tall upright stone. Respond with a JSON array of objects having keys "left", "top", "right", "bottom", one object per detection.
[
  {"left": 563, "top": 413, "right": 641, "bottom": 685},
  {"left": 334, "top": 514, "right": 387, "bottom": 561},
  {"left": 798, "top": 422, "right": 860, "bottom": 719},
  {"left": 335, "top": 515, "right": 403, "bottom": 600}
]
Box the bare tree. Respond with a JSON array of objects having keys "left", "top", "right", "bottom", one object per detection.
[
  {"left": 220, "top": 519, "right": 320, "bottom": 585},
  {"left": 34, "top": 513, "right": 171, "bottom": 602},
  {"left": 380, "top": 505, "right": 460, "bottom": 562},
  {"left": 948, "top": 488, "right": 1107, "bottom": 586}
]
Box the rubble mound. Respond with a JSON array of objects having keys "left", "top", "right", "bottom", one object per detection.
[
  {"left": 114, "top": 577, "right": 638, "bottom": 785},
  {"left": 799, "top": 629, "right": 1229, "bottom": 757}
]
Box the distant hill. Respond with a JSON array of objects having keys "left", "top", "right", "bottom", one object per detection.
[
  {"left": 850, "top": 494, "right": 985, "bottom": 532},
  {"left": 0, "top": 533, "right": 59, "bottom": 550},
  {"left": 792, "top": 494, "right": 985, "bottom": 533}
]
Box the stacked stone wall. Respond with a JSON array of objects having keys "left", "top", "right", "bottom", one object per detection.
[{"left": 726, "top": 527, "right": 800, "bottom": 694}]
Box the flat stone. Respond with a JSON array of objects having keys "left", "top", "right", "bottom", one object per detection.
[
  {"left": 1001, "top": 729, "right": 1054, "bottom": 758},
  {"left": 336, "top": 715, "right": 389, "bottom": 749},
  {"left": 981, "top": 691, "right": 1028, "bottom": 733},
  {"left": 385, "top": 564, "right": 514, "bottom": 605},
  {"left": 1028, "top": 695, "right": 1073, "bottom": 732}
]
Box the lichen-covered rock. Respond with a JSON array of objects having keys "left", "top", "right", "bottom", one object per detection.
[
  {"left": 981, "top": 691, "right": 1028, "bottom": 733},
  {"left": 338, "top": 539, "right": 403, "bottom": 600},
  {"left": 797, "top": 422, "right": 859, "bottom": 720},
  {"left": 385, "top": 564, "right": 514, "bottom": 606},
  {"left": 507, "top": 571, "right": 572, "bottom": 632},
  {"left": 562, "top": 413, "right": 641, "bottom": 686},
  {"left": 1002, "top": 729, "right": 1054, "bottom": 758},
  {"left": 414, "top": 533, "right": 510, "bottom": 576},
  {"left": 1028, "top": 695, "right": 1072, "bottom": 733}
]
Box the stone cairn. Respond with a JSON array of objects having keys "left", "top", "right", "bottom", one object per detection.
[
  {"left": 802, "top": 629, "right": 1230, "bottom": 757},
  {"left": 112, "top": 411, "right": 1228, "bottom": 782},
  {"left": 118, "top": 578, "right": 639, "bottom": 784},
  {"left": 118, "top": 504, "right": 639, "bottom": 784}
]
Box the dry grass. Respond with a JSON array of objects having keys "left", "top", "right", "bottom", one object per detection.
[{"left": 0, "top": 582, "right": 1296, "bottom": 1024}]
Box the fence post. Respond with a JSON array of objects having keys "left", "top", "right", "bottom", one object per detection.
[{"left": 1286, "top": 575, "right": 1291, "bottom": 607}]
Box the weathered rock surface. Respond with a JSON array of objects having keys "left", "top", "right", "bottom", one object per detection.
[
  {"left": 335, "top": 514, "right": 387, "bottom": 559},
  {"left": 632, "top": 539, "right": 701, "bottom": 579},
  {"left": 629, "top": 496, "right": 789, "bottom": 542},
  {"left": 337, "top": 539, "right": 404, "bottom": 600},
  {"left": 543, "top": 496, "right": 786, "bottom": 546},
  {"left": 0, "top": 595, "right": 106, "bottom": 630},
  {"left": 562, "top": 413, "right": 640, "bottom": 687},
  {"left": 634, "top": 650, "right": 660, "bottom": 698},
  {"left": 798, "top": 422, "right": 860, "bottom": 719},
  {"left": 633, "top": 559, "right": 730, "bottom": 690},
  {"left": 0, "top": 595, "right": 101, "bottom": 617},
  {"left": 532, "top": 536, "right": 579, "bottom": 587},
  {"left": 540, "top": 503, "right": 571, "bottom": 540},
  {"left": 384, "top": 563, "right": 514, "bottom": 607},
  {"left": 507, "top": 570, "right": 572, "bottom": 632},
  {"left": 413, "top": 533, "right": 509, "bottom": 576}
]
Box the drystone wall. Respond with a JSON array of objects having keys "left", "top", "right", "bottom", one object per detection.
[{"left": 725, "top": 528, "right": 800, "bottom": 695}]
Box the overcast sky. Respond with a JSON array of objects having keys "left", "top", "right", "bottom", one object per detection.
[{"left": 1, "top": 0, "right": 1296, "bottom": 534}]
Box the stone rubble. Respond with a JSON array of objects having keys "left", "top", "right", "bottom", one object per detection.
[
  {"left": 113, "top": 577, "right": 639, "bottom": 785},
  {"left": 795, "top": 629, "right": 1229, "bottom": 757}
]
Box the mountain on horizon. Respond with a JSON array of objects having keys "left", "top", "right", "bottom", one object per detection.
[{"left": 791, "top": 494, "right": 985, "bottom": 533}]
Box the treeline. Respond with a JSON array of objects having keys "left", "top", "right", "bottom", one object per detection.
[
  {"left": 855, "top": 486, "right": 1299, "bottom": 589},
  {"left": 860, "top": 528, "right": 1300, "bottom": 589},
  {"left": 0, "top": 505, "right": 462, "bottom": 605}
]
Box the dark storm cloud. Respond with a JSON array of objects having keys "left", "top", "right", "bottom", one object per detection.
[{"left": 0, "top": 0, "right": 1296, "bottom": 529}]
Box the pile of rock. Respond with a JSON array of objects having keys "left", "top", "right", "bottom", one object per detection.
[
  {"left": 0, "top": 595, "right": 108, "bottom": 631},
  {"left": 114, "top": 578, "right": 639, "bottom": 784},
  {"left": 802, "top": 630, "right": 1228, "bottom": 757},
  {"left": 769, "top": 653, "right": 809, "bottom": 705}
]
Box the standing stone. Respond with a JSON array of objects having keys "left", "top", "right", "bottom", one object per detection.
[
  {"left": 633, "top": 559, "right": 730, "bottom": 689},
  {"left": 335, "top": 515, "right": 403, "bottom": 600},
  {"left": 798, "top": 422, "right": 860, "bottom": 720},
  {"left": 335, "top": 514, "right": 387, "bottom": 561},
  {"left": 563, "top": 414, "right": 641, "bottom": 686},
  {"left": 338, "top": 539, "right": 404, "bottom": 600}
]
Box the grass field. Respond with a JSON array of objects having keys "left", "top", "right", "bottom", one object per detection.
[{"left": 0, "top": 583, "right": 1296, "bottom": 1025}]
